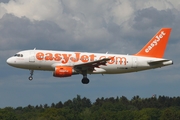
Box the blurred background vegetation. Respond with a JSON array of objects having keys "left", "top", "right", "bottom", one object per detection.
[{"left": 0, "top": 95, "right": 180, "bottom": 120}]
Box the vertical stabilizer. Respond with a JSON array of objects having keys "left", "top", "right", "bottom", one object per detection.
[{"left": 135, "top": 28, "right": 171, "bottom": 58}]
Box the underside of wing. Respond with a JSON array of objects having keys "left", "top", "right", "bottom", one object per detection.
[{"left": 74, "top": 58, "right": 111, "bottom": 74}]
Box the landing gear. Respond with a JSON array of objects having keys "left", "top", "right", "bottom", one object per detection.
[
  {"left": 29, "top": 70, "right": 34, "bottom": 81},
  {"left": 81, "top": 70, "right": 90, "bottom": 84},
  {"left": 81, "top": 77, "right": 89, "bottom": 84},
  {"left": 29, "top": 76, "right": 33, "bottom": 80}
]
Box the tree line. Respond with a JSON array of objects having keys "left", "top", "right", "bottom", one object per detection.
[{"left": 1, "top": 95, "right": 180, "bottom": 120}]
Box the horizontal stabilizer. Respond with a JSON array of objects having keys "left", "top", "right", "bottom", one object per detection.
[{"left": 148, "top": 60, "right": 173, "bottom": 66}]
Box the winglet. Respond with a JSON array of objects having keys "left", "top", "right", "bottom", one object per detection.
[{"left": 134, "top": 28, "right": 172, "bottom": 58}]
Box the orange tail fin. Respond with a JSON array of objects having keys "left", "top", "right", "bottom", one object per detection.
[{"left": 135, "top": 28, "right": 172, "bottom": 58}]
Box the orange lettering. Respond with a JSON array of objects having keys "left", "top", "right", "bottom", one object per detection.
[
  {"left": 70, "top": 53, "right": 80, "bottom": 62},
  {"left": 36, "top": 52, "right": 128, "bottom": 66},
  {"left": 62, "top": 54, "right": 72, "bottom": 64},
  {"left": 36, "top": 52, "right": 44, "bottom": 60},
  {"left": 108, "top": 56, "right": 115, "bottom": 64},
  {"left": 81, "top": 55, "right": 89, "bottom": 62},
  {"left": 116, "top": 57, "right": 126, "bottom": 65},
  {"left": 89, "top": 54, "right": 96, "bottom": 61},
  {"left": 54, "top": 53, "right": 61, "bottom": 61},
  {"left": 45, "top": 53, "right": 53, "bottom": 61}
]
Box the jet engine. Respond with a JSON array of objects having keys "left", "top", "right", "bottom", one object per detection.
[{"left": 53, "top": 66, "right": 73, "bottom": 77}]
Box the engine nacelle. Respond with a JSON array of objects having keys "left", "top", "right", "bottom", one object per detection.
[{"left": 53, "top": 66, "right": 73, "bottom": 77}]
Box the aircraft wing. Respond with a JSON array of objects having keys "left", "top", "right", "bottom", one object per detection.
[{"left": 74, "top": 58, "right": 111, "bottom": 73}]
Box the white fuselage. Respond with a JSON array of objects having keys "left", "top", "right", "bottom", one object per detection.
[
  {"left": 6, "top": 28, "right": 173, "bottom": 84},
  {"left": 7, "top": 50, "right": 173, "bottom": 74}
]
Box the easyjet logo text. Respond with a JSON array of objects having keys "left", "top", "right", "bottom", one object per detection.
[
  {"left": 36, "top": 52, "right": 127, "bottom": 65},
  {"left": 145, "top": 31, "right": 166, "bottom": 53}
]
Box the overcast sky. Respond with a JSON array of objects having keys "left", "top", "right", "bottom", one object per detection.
[{"left": 0, "top": 0, "right": 180, "bottom": 108}]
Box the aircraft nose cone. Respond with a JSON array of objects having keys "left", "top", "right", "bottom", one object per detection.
[{"left": 6, "top": 57, "right": 14, "bottom": 65}]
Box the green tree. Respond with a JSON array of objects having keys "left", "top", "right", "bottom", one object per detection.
[
  {"left": 160, "top": 107, "right": 180, "bottom": 120},
  {"left": 40, "top": 108, "right": 65, "bottom": 120},
  {"left": 0, "top": 107, "right": 17, "bottom": 120}
]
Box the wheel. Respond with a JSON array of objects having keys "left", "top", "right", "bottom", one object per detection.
[
  {"left": 81, "top": 78, "right": 89, "bottom": 84},
  {"left": 29, "top": 76, "right": 33, "bottom": 81}
]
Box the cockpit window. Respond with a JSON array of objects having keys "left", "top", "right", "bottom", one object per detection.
[{"left": 14, "top": 54, "right": 23, "bottom": 57}]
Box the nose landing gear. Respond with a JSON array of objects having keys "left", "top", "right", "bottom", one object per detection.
[
  {"left": 29, "top": 70, "right": 34, "bottom": 81},
  {"left": 29, "top": 76, "right": 33, "bottom": 80}
]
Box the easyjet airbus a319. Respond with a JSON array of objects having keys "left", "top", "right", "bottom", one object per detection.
[{"left": 7, "top": 28, "right": 173, "bottom": 84}]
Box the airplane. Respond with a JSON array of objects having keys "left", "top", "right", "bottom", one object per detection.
[{"left": 7, "top": 28, "right": 173, "bottom": 84}]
